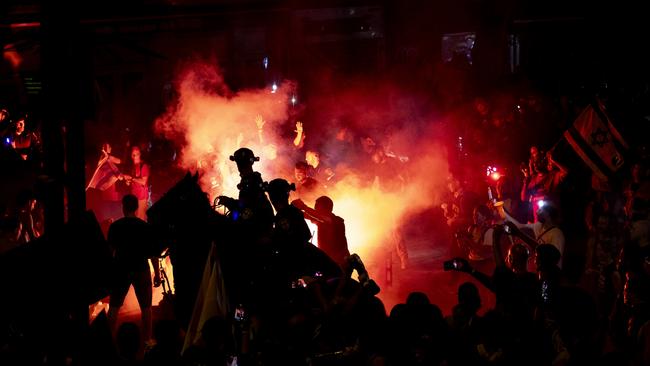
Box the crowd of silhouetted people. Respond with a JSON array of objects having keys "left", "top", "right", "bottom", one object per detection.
[{"left": 1, "top": 74, "right": 650, "bottom": 366}]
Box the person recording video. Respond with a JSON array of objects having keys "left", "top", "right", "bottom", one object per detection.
[
  {"left": 444, "top": 225, "right": 538, "bottom": 321},
  {"left": 501, "top": 201, "right": 565, "bottom": 267}
]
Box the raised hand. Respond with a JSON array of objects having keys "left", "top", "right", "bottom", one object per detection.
[
  {"left": 255, "top": 114, "right": 266, "bottom": 130},
  {"left": 295, "top": 121, "right": 303, "bottom": 133}
]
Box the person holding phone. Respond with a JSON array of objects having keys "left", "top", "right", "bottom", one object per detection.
[
  {"left": 445, "top": 225, "right": 538, "bottom": 322},
  {"left": 502, "top": 201, "right": 565, "bottom": 268}
]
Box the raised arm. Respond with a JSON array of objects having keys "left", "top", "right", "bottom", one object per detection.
[
  {"left": 255, "top": 114, "right": 266, "bottom": 144},
  {"left": 293, "top": 121, "right": 305, "bottom": 148},
  {"left": 291, "top": 199, "right": 331, "bottom": 224},
  {"left": 504, "top": 221, "right": 539, "bottom": 251}
]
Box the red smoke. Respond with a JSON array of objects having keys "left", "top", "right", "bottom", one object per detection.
[{"left": 155, "top": 60, "right": 453, "bottom": 310}]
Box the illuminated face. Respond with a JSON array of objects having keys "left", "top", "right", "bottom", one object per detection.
[
  {"left": 530, "top": 147, "right": 539, "bottom": 160},
  {"left": 305, "top": 150, "right": 320, "bottom": 168},
  {"left": 294, "top": 168, "right": 307, "bottom": 183},
  {"left": 15, "top": 120, "right": 25, "bottom": 134},
  {"left": 131, "top": 147, "right": 141, "bottom": 163}
]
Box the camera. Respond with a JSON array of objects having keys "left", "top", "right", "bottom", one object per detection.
[{"left": 443, "top": 259, "right": 461, "bottom": 271}]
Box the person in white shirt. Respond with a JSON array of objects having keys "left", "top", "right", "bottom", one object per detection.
[{"left": 503, "top": 201, "right": 565, "bottom": 267}]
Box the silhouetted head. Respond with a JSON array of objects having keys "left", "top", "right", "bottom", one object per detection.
[
  {"left": 122, "top": 194, "right": 138, "bottom": 216},
  {"left": 406, "top": 292, "right": 431, "bottom": 306},
  {"left": 266, "top": 179, "right": 296, "bottom": 206},
  {"left": 230, "top": 148, "right": 259, "bottom": 172},
  {"left": 116, "top": 322, "right": 140, "bottom": 360},
  {"left": 315, "top": 196, "right": 334, "bottom": 214},
  {"left": 473, "top": 204, "right": 493, "bottom": 226},
  {"left": 458, "top": 282, "right": 481, "bottom": 314},
  {"left": 535, "top": 243, "right": 561, "bottom": 272},
  {"left": 507, "top": 243, "right": 529, "bottom": 271},
  {"left": 537, "top": 202, "right": 559, "bottom": 224}
]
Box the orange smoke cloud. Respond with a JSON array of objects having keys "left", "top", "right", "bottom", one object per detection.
[
  {"left": 155, "top": 60, "right": 451, "bottom": 282},
  {"left": 154, "top": 61, "right": 295, "bottom": 200},
  {"left": 324, "top": 140, "right": 450, "bottom": 261}
]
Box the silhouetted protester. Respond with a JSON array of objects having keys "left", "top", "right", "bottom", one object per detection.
[
  {"left": 218, "top": 148, "right": 274, "bottom": 234},
  {"left": 144, "top": 320, "right": 182, "bottom": 366},
  {"left": 217, "top": 148, "right": 274, "bottom": 306},
  {"left": 388, "top": 292, "right": 450, "bottom": 366},
  {"left": 83, "top": 310, "right": 119, "bottom": 366},
  {"left": 446, "top": 225, "right": 540, "bottom": 364},
  {"left": 447, "top": 225, "right": 538, "bottom": 322},
  {"left": 182, "top": 316, "right": 236, "bottom": 366},
  {"left": 292, "top": 196, "right": 350, "bottom": 266},
  {"left": 116, "top": 322, "right": 142, "bottom": 366},
  {"left": 446, "top": 282, "right": 483, "bottom": 365},
  {"left": 534, "top": 243, "right": 562, "bottom": 310},
  {"left": 504, "top": 201, "right": 566, "bottom": 267},
  {"left": 265, "top": 179, "right": 312, "bottom": 285},
  {"left": 108, "top": 194, "right": 161, "bottom": 343}
]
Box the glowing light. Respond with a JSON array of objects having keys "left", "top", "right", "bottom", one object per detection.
[
  {"left": 490, "top": 172, "right": 501, "bottom": 181},
  {"left": 291, "top": 95, "right": 297, "bottom": 105},
  {"left": 271, "top": 83, "right": 278, "bottom": 93},
  {"left": 538, "top": 200, "right": 546, "bottom": 208},
  {"left": 262, "top": 56, "right": 269, "bottom": 69}
]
